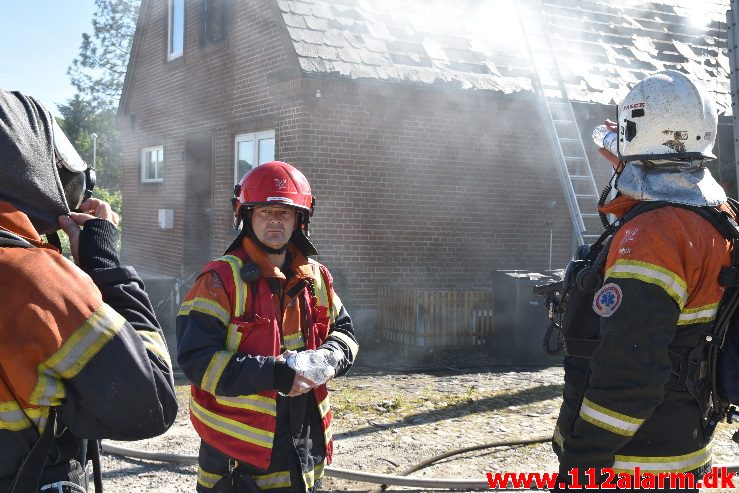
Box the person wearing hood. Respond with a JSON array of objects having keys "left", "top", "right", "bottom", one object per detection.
[
  {"left": 176, "top": 161, "right": 358, "bottom": 493},
  {"left": 552, "top": 70, "right": 732, "bottom": 491},
  {"left": 0, "top": 89, "right": 178, "bottom": 492}
]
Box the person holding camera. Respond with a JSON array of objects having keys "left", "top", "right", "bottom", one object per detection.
[{"left": 0, "top": 89, "right": 177, "bottom": 492}]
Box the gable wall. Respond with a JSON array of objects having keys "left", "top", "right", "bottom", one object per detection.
[
  {"left": 121, "top": 0, "right": 299, "bottom": 276},
  {"left": 121, "top": 0, "right": 617, "bottom": 318}
]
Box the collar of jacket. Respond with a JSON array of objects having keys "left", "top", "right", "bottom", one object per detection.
[
  {"left": 240, "top": 236, "right": 313, "bottom": 282},
  {"left": 0, "top": 199, "right": 58, "bottom": 250},
  {"left": 599, "top": 194, "right": 734, "bottom": 220}
]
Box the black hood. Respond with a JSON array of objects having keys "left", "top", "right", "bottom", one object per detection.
[{"left": 0, "top": 90, "right": 70, "bottom": 234}]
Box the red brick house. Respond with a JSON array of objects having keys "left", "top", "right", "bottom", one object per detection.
[{"left": 118, "top": 0, "right": 733, "bottom": 334}]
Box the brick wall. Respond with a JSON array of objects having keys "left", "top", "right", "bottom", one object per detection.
[{"left": 120, "top": 0, "right": 581, "bottom": 315}]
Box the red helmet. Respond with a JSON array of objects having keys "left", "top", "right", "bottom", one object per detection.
[{"left": 232, "top": 161, "right": 314, "bottom": 228}]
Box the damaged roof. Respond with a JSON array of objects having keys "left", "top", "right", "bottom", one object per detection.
[{"left": 278, "top": 0, "right": 732, "bottom": 113}]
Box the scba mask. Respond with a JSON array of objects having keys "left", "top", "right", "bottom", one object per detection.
[{"left": 0, "top": 90, "right": 95, "bottom": 234}]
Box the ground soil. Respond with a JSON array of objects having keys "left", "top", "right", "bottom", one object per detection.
[{"left": 98, "top": 345, "right": 739, "bottom": 492}]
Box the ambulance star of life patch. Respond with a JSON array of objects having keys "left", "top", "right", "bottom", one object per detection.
[{"left": 593, "top": 283, "right": 623, "bottom": 317}]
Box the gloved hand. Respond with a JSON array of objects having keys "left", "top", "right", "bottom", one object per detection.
[{"left": 286, "top": 349, "right": 336, "bottom": 386}]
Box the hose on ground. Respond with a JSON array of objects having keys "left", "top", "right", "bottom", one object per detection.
[
  {"left": 101, "top": 441, "right": 739, "bottom": 490},
  {"left": 371, "top": 436, "right": 551, "bottom": 492}
]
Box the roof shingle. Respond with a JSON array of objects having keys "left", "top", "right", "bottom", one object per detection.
[{"left": 279, "top": 0, "right": 731, "bottom": 112}]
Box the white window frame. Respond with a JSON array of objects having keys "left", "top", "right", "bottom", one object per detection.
[
  {"left": 167, "top": 0, "right": 184, "bottom": 60},
  {"left": 234, "top": 131, "right": 275, "bottom": 184},
  {"left": 141, "top": 146, "right": 164, "bottom": 183}
]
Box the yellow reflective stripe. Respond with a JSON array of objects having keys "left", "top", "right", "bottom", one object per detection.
[
  {"left": 613, "top": 443, "right": 712, "bottom": 473},
  {"left": 579, "top": 398, "right": 643, "bottom": 437},
  {"left": 606, "top": 260, "right": 688, "bottom": 308},
  {"left": 201, "top": 350, "right": 233, "bottom": 394},
  {"left": 197, "top": 466, "right": 222, "bottom": 489},
  {"left": 190, "top": 396, "right": 273, "bottom": 448},
  {"left": 283, "top": 332, "right": 304, "bottom": 351},
  {"left": 226, "top": 323, "right": 243, "bottom": 352},
  {"left": 137, "top": 329, "right": 172, "bottom": 367},
  {"left": 303, "top": 462, "right": 325, "bottom": 489},
  {"left": 215, "top": 394, "right": 277, "bottom": 416},
  {"left": 553, "top": 424, "right": 564, "bottom": 450},
  {"left": 678, "top": 303, "right": 719, "bottom": 326},
  {"left": 30, "top": 303, "right": 124, "bottom": 406},
  {"left": 324, "top": 421, "right": 333, "bottom": 445},
  {"left": 0, "top": 404, "right": 32, "bottom": 431},
  {"left": 330, "top": 293, "right": 343, "bottom": 323},
  {"left": 329, "top": 331, "right": 358, "bottom": 358},
  {"left": 221, "top": 255, "right": 247, "bottom": 318},
  {"left": 0, "top": 402, "right": 49, "bottom": 432},
  {"left": 254, "top": 470, "right": 292, "bottom": 489},
  {"left": 28, "top": 376, "right": 64, "bottom": 408},
  {"left": 309, "top": 261, "right": 330, "bottom": 308},
  {"left": 316, "top": 394, "right": 331, "bottom": 419},
  {"left": 179, "top": 297, "right": 231, "bottom": 327}
]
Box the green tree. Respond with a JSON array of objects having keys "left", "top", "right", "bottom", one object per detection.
[
  {"left": 67, "top": 0, "right": 140, "bottom": 112},
  {"left": 60, "top": 0, "right": 140, "bottom": 191},
  {"left": 57, "top": 100, "right": 122, "bottom": 191}
]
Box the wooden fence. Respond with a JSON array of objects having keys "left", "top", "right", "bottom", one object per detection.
[{"left": 377, "top": 287, "right": 494, "bottom": 347}]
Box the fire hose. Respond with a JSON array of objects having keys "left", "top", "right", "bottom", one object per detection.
[
  {"left": 101, "top": 438, "right": 739, "bottom": 490},
  {"left": 101, "top": 439, "right": 533, "bottom": 490},
  {"left": 101, "top": 437, "right": 548, "bottom": 490}
]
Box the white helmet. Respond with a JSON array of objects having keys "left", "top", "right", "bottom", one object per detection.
[{"left": 618, "top": 70, "right": 717, "bottom": 162}]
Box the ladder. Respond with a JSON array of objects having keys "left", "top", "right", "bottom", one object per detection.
[
  {"left": 728, "top": 1, "right": 739, "bottom": 200},
  {"left": 515, "top": 0, "right": 603, "bottom": 246}
]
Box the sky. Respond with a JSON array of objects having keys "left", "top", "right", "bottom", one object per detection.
[{"left": 0, "top": 1, "right": 97, "bottom": 116}]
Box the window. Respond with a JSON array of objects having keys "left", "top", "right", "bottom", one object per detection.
[
  {"left": 234, "top": 131, "right": 275, "bottom": 183},
  {"left": 141, "top": 146, "right": 164, "bottom": 182},
  {"left": 168, "top": 0, "right": 184, "bottom": 60},
  {"left": 201, "top": 0, "right": 229, "bottom": 45}
]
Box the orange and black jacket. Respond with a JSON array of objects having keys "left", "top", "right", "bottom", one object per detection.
[
  {"left": 0, "top": 200, "right": 178, "bottom": 480},
  {"left": 176, "top": 237, "right": 358, "bottom": 492},
  {"left": 554, "top": 195, "right": 734, "bottom": 481}
]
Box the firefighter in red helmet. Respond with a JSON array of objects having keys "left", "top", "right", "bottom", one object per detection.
[{"left": 177, "top": 161, "right": 359, "bottom": 492}]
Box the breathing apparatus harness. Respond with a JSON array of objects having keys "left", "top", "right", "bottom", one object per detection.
[
  {"left": 535, "top": 188, "right": 739, "bottom": 438},
  {"left": 536, "top": 169, "right": 623, "bottom": 357}
]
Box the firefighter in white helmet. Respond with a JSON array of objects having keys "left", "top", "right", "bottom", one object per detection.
[{"left": 552, "top": 70, "right": 734, "bottom": 490}]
